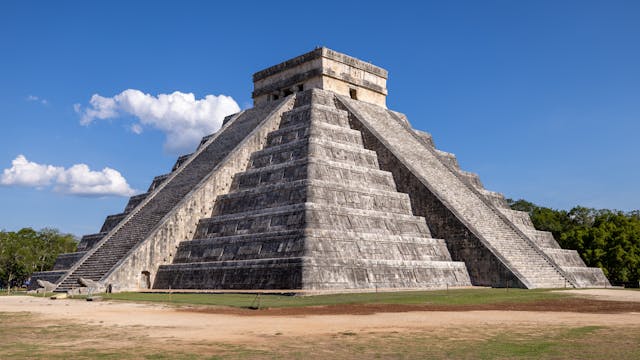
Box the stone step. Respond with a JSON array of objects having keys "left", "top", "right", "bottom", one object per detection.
[
  {"left": 153, "top": 256, "right": 470, "bottom": 290},
  {"left": 173, "top": 231, "right": 305, "bottom": 263},
  {"left": 433, "top": 149, "right": 459, "bottom": 169},
  {"left": 305, "top": 237, "right": 451, "bottom": 262},
  {"left": 457, "top": 170, "right": 483, "bottom": 189},
  {"left": 215, "top": 179, "right": 412, "bottom": 217},
  {"left": 123, "top": 192, "right": 149, "bottom": 213},
  {"left": 280, "top": 104, "right": 349, "bottom": 129},
  {"left": 100, "top": 213, "right": 127, "bottom": 233},
  {"left": 249, "top": 137, "right": 379, "bottom": 170},
  {"left": 233, "top": 158, "right": 396, "bottom": 192},
  {"left": 232, "top": 159, "right": 308, "bottom": 190},
  {"left": 543, "top": 248, "right": 586, "bottom": 267},
  {"left": 306, "top": 179, "right": 412, "bottom": 214},
  {"left": 497, "top": 208, "right": 536, "bottom": 231},
  {"left": 523, "top": 229, "right": 560, "bottom": 248},
  {"left": 52, "top": 251, "right": 87, "bottom": 271},
  {"left": 305, "top": 202, "right": 431, "bottom": 237},
  {"left": 293, "top": 87, "right": 338, "bottom": 108},
  {"left": 561, "top": 266, "right": 610, "bottom": 287},
  {"left": 339, "top": 96, "right": 573, "bottom": 288},
  {"left": 413, "top": 130, "right": 435, "bottom": 147},
  {"left": 196, "top": 203, "right": 307, "bottom": 238},
  {"left": 196, "top": 203, "right": 431, "bottom": 239},
  {"left": 171, "top": 153, "right": 192, "bottom": 172},
  {"left": 174, "top": 228, "right": 451, "bottom": 264},
  {"left": 308, "top": 137, "right": 380, "bottom": 168},
  {"left": 213, "top": 180, "right": 307, "bottom": 216},
  {"left": 147, "top": 173, "right": 170, "bottom": 192},
  {"left": 478, "top": 189, "right": 510, "bottom": 209},
  {"left": 266, "top": 119, "right": 363, "bottom": 148},
  {"left": 77, "top": 232, "right": 107, "bottom": 252}
]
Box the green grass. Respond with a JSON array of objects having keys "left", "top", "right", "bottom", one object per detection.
[
  {"left": 0, "top": 290, "right": 26, "bottom": 296},
  {"left": 95, "top": 288, "right": 568, "bottom": 309}
]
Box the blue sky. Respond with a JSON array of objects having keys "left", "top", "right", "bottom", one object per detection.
[{"left": 1, "top": 1, "right": 638, "bottom": 236}]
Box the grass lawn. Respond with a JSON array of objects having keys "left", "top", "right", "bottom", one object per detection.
[{"left": 96, "top": 288, "right": 569, "bottom": 309}]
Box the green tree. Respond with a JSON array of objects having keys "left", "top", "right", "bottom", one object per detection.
[
  {"left": 508, "top": 199, "right": 640, "bottom": 285},
  {"left": 0, "top": 228, "right": 77, "bottom": 290}
]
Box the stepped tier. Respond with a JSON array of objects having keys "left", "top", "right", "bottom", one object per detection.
[
  {"left": 154, "top": 90, "right": 470, "bottom": 290},
  {"left": 169, "top": 230, "right": 451, "bottom": 265},
  {"left": 52, "top": 252, "right": 87, "bottom": 270},
  {"left": 124, "top": 193, "right": 149, "bottom": 213},
  {"left": 53, "top": 99, "right": 289, "bottom": 292},
  {"left": 27, "top": 270, "right": 68, "bottom": 289},
  {"left": 100, "top": 213, "right": 127, "bottom": 233},
  {"left": 31, "top": 48, "right": 609, "bottom": 294},
  {"left": 155, "top": 257, "right": 469, "bottom": 290},
  {"left": 232, "top": 158, "right": 397, "bottom": 192},
  {"left": 77, "top": 232, "right": 107, "bottom": 251},
  {"left": 172, "top": 153, "right": 193, "bottom": 171},
  {"left": 338, "top": 94, "right": 609, "bottom": 288}
]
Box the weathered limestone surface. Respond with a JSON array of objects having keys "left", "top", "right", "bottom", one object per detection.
[
  {"left": 52, "top": 252, "right": 87, "bottom": 270},
  {"left": 53, "top": 98, "right": 292, "bottom": 292},
  {"left": 37, "top": 47, "right": 609, "bottom": 293},
  {"left": 154, "top": 89, "right": 470, "bottom": 290},
  {"left": 36, "top": 279, "right": 57, "bottom": 291},
  {"left": 253, "top": 47, "right": 388, "bottom": 108},
  {"left": 338, "top": 95, "right": 579, "bottom": 288},
  {"left": 102, "top": 97, "right": 296, "bottom": 291},
  {"left": 27, "top": 271, "right": 67, "bottom": 290},
  {"left": 336, "top": 94, "right": 609, "bottom": 288},
  {"left": 28, "top": 232, "right": 105, "bottom": 289}
]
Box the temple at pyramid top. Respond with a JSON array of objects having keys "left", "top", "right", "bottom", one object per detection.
[{"left": 252, "top": 47, "right": 388, "bottom": 108}]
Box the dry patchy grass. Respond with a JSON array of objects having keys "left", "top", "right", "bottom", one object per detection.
[{"left": 1, "top": 312, "right": 639, "bottom": 359}]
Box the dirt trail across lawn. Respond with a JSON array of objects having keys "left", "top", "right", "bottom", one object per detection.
[
  {"left": 1, "top": 289, "right": 639, "bottom": 343},
  {"left": 557, "top": 288, "right": 640, "bottom": 302}
]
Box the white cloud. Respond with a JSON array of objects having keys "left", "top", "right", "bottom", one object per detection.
[
  {"left": 54, "top": 164, "right": 134, "bottom": 196},
  {"left": 27, "top": 95, "right": 48, "bottom": 105},
  {"left": 1, "top": 155, "right": 135, "bottom": 197},
  {"left": 0, "top": 155, "right": 61, "bottom": 188},
  {"left": 75, "top": 89, "right": 240, "bottom": 152}
]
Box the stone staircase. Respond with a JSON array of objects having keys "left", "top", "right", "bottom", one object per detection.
[
  {"left": 30, "top": 148, "right": 188, "bottom": 290},
  {"left": 415, "top": 124, "right": 609, "bottom": 287},
  {"left": 53, "top": 100, "right": 285, "bottom": 292},
  {"left": 154, "top": 90, "right": 470, "bottom": 290},
  {"left": 338, "top": 95, "right": 575, "bottom": 289}
]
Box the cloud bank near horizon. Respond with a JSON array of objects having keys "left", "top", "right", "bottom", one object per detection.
[
  {"left": 0, "top": 155, "right": 135, "bottom": 197},
  {"left": 75, "top": 89, "right": 240, "bottom": 153}
]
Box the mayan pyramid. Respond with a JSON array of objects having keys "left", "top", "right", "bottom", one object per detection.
[{"left": 31, "top": 47, "right": 609, "bottom": 293}]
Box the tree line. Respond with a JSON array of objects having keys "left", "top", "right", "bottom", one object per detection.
[
  {"left": 0, "top": 228, "right": 77, "bottom": 289},
  {"left": 508, "top": 199, "right": 640, "bottom": 286}
]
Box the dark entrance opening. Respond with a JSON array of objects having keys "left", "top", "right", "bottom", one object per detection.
[
  {"left": 141, "top": 271, "right": 151, "bottom": 289},
  {"left": 349, "top": 88, "right": 358, "bottom": 100}
]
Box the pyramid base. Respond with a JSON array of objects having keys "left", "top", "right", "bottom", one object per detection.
[
  {"left": 561, "top": 266, "right": 611, "bottom": 288},
  {"left": 153, "top": 257, "right": 471, "bottom": 290},
  {"left": 28, "top": 270, "right": 67, "bottom": 290}
]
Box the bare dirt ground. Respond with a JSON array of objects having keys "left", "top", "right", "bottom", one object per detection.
[
  {"left": 1, "top": 289, "right": 639, "bottom": 343},
  {"left": 557, "top": 288, "right": 640, "bottom": 302}
]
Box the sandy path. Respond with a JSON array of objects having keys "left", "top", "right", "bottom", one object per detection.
[
  {"left": 1, "top": 295, "right": 639, "bottom": 342},
  {"left": 558, "top": 289, "right": 640, "bottom": 302}
]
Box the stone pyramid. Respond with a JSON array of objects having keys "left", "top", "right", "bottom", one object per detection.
[{"left": 32, "top": 47, "right": 609, "bottom": 293}]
